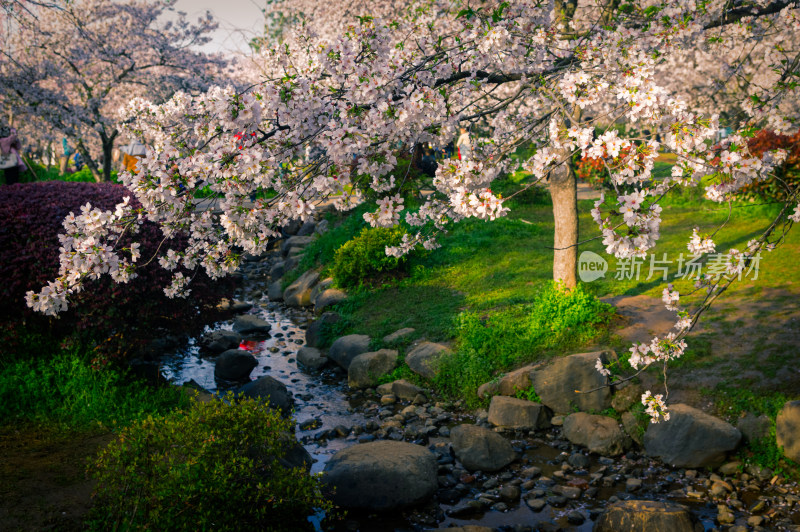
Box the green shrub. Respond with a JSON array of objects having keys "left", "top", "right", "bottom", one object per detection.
[
  {"left": 331, "top": 226, "right": 409, "bottom": 289},
  {"left": 0, "top": 349, "right": 191, "bottom": 430},
  {"left": 89, "top": 396, "right": 329, "bottom": 531},
  {"left": 435, "top": 282, "right": 613, "bottom": 405}
]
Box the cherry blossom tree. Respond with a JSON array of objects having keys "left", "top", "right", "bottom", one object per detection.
[
  {"left": 0, "top": 0, "right": 225, "bottom": 181},
  {"left": 26, "top": 0, "right": 800, "bottom": 421}
]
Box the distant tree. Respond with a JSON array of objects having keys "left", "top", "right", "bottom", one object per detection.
[{"left": 0, "top": 0, "right": 224, "bottom": 181}]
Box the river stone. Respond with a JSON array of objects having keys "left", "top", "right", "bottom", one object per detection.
[
  {"left": 328, "top": 334, "right": 371, "bottom": 370},
  {"left": 450, "top": 424, "right": 517, "bottom": 472},
  {"left": 281, "top": 235, "right": 313, "bottom": 256},
  {"left": 268, "top": 279, "right": 284, "bottom": 301},
  {"left": 612, "top": 382, "right": 644, "bottom": 413},
  {"left": 232, "top": 314, "right": 272, "bottom": 335},
  {"left": 283, "top": 269, "right": 320, "bottom": 307},
  {"left": 477, "top": 381, "right": 499, "bottom": 399},
  {"left": 314, "top": 289, "right": 347, "bottom": 313},
  {"left": 496, "top": 363, "right": 543, "bottom": 396},
  {"left": 199, "top": 330, "right": 242, "bottom": 354},
  {"left": 348, "top": 349, "right": 399, "bottom": 389},
  {"left": 594, "top": 500, "right": 701, "bottom": 532},
  {"left": 563, "top": 413, "right": 629, "bottom": 456},
  {"left": 391, "top": 379, "right": 425, "bottom": 401},
  {"left": 644, "top": 403, "right": 741, "bottom": 468},
  {"left": 237, "top": 376, "right": 295, "bottom": 415},
  {"left": 529, "top": 350, "right": 613, "bottom": 414},
  {"left": 487, "top": 396, "right": 552, "bottom": 430},
  {"left": 383, "top": 327, "right": 416, "bottom": 344},
  {"left": 322, "top": 440, "right": 437, "bottom": 510},
  {"left": 309, "top": 278, "right": 333, "bottom": 304},
  {"left": 296, "top": 346, "right": 328, "bottom": 371},
  {"left": 405, "top": 342, "right": 452, "bottom": 380},
  {"left": 777, "top": 400, "right": 800, "bottom": 462},
  {"left": 737, "top": 412, "right": 771, "bottom": 444},
  {"left": 281, "top": 219, "right": 302, "bottom": 237},
  {"left": 270, "top": 261, "right": 286, "bottom": 279},
  {"left": 214, "top": 349, "right": 258, "bottom": 381},
  {"left": 621, "top": 411, "right": 645, "bottom": 446},
  {"left": 297, "top": 220, "right": 317, "bottom": 236},
  {"left": 305, "top": 312, "right": 341, "bottom": 348}
]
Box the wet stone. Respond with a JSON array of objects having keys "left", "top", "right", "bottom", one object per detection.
[
  {"left": 526, "top": 498, "right": 546, "bottom": 512},
  {"left": 547, "top": 495, "right": 568, "bottom": 507}
]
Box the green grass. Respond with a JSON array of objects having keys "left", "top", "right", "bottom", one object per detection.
[
  {"left": 0, "top": 347, "right": 192, "bottom": 431},
  {"left": 11, "top": 162, "right": 119, "bottom": 184}
]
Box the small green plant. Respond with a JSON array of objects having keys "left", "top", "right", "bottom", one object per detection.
[
  {"left": 331, "top": 226, "right": 409, "bottom": 289},
  {"left": 89, "top": 396, "right": 330, "bottom": 531},
  {"left": 514, "top": 385, "right": 542, "bottom": 403}
]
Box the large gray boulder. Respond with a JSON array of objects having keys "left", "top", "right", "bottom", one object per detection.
[
  {"left": 777, "top": 400, "right": 800, "bottom": 462},
  {"left": 595, "top": 500, "right": 701, "bottom": 532},
  {"left": 644, "top": 404, "right": 741, "bottom": 468},
  {"left": 309, "top": 277, "right": 333, "bottom": 303},
  {"left": 405, "top": 342, "right": 452, "bottom": 380},
  {"left": 283, "top": 270, "right": 320, "bottom": 307},
  {"left": 563, "top": 413, "right": 629, "bottom": 456},
  {"left": 314, "top": 289, "right": 347, "bottom": 313},
  {"left": 214, "top": 349, "right": 258, "bottom": 381},
  {"left": 236, "top": 376, "right": 294, "bottom": 415},
  {"left": 736, "top": 412, "right": 771, "bottom": 444},
  {"left": 267, "top": 279, "right": 284, "bottom": 301},
  {"left": 232, "top": 314, "right": 272, "bottom": 335},
  {"left": 391, "top": 379, "right": 426, "bottom": 401},
  {"left": 296, "top": 346, "right": 328, "bottom": 371},
  {"left": 348, "top": 349, "right": 398, "bottom": 389},
  {"left": 199, "top": 330, "right": 242, "bottom": 354},
  {"left": 328, "top": 334, "right": 371, "bottom": 370},
  {"left": 297, "top": 220, "right": 317, "bottom": 237},
  {"left": 281, "top": 235, "right": 313, "bottom": 256},
  {"left": 270, "top": 261, "right": 286, "bottom": 279},
  {"left": 487, "top": 396, "right": 551, "bottom": 431},
  {"left": 450, "top": 424, "right": 517, "bottom": 472},
  {"left": 304, "top": 312, "right": 341, "bottom": 348},
  {"left": 322, "top": 441, "right": 437, "bottom": 510},
  {"left": 529, "top": 351, "right": 613, "bottom": 414}
]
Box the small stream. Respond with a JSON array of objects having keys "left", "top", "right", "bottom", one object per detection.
[{"left": 153, "top": 255, "right": 799, "bottom": 531}]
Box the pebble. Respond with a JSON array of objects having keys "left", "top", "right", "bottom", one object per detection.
[
  {"left": 567, "top": 510, "right": 585, "bottom": 525},
  {"left": 626, "top": 478, "right": 642, "bottom": 492},
  {"left": 525, "top": 498, "right": 546, "bottom": 512},
  {"left": 500, "top": 485, "right": 521, "bottom": 502}
]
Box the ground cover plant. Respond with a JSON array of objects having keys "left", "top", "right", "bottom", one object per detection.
[{"left": 89, "top": 396, "right": 329, "bottom": 531}]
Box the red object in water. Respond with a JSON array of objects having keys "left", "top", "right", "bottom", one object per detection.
[{"left": 238, "top": 340, "right": 258, "bottom": 351}]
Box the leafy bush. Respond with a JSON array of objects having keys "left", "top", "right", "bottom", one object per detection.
[
  {"left": 331, "top": 226, "right": 409, "bottom": 289},
  {"left": 90, "top": 397, "right": 329, "bottom": 531},
  {"left": 742, "top": 129, "right": 800, "bottom": 200},
  {"left": 0, "top": 182, "right": 234, "bottom": 362},
  {"left": 0, "top": 349, "right": 191, "bottom": 430},
  {"left": 435, "top": 282, "right": 613, "bottom": 404}
]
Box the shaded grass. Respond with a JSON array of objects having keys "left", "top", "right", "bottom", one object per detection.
[{"left": 0, "top": 348, "right": 192, "bottom": 432}]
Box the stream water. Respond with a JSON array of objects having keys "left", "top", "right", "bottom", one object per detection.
[{"left": 152, "top": 257, "right": 798, "bottom": 531}]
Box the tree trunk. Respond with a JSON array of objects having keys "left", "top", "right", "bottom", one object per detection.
[
  {"left": 74, "top": 139, "right": 103, "bottom": 182},
  {"left": 550, "top": 155, "right": 578, "bottom": 289},
  {"left": 46, "top": 142, "right": 52, "bottom": 171},
  {"left": 102, "top": 139, "right": 114, "bottom": 182}
]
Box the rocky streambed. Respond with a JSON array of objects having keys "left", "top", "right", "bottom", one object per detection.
[{"left": 151, "top": 224, "right": 800, "bottom": 531}]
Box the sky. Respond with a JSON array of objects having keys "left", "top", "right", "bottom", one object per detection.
[{"left": 166, "top": 0, "right": 266, "bottom": 56}]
